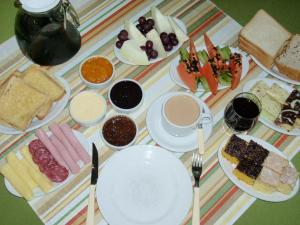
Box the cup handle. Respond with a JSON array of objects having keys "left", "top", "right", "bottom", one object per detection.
[{"left": 63, "top": 0, "right": 80, "bottom": 28}]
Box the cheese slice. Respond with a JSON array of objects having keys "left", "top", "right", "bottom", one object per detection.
[
  {"left": 151, "top": 6, "right": 173, "bottom": 34},
  {"left": 146, "top": 29, "right": 167, "bottom": 58},
  {"left": 124, "top": 20, "right": 147, "bottom": 46},
  {"left": 7, "top": 152, "right": 37, "bottom": 190},
  {"left": 20, "top": 146, "right": 53, "bottom": 192},
  {"left": 168, "top": 16, "right": 189, "bottom": 45},
  {"left": 1, "top": 163, "right": 33, "bottom": 200},
  {"left": 120, "top": 40, "right": 149, "bottom": 65}
]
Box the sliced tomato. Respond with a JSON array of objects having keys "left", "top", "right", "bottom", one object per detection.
[
  {"left": 229, "top": 54, "right": 242, "bottom": 90},
  {"left": 189, "top": 39, "right": 203, "bottom": 77},
  {"left": 201, "top": 63, "right": 218, "bottom": 95},
  {"left": 177, "top": 62, "right": 197, "bottom": 92},
  {"left": 204, "top": 33, "right": 217, "bottom": 58}
]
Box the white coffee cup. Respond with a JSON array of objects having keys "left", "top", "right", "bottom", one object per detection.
[{"left": 161, "top": 92, "right": 201, "bottom": 137}]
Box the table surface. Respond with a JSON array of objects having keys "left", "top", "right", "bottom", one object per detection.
[{"left": 0, "top": 1, "right": 300, "bottom": 225}]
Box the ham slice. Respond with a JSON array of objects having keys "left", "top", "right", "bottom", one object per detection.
[{"left": 59, "top": 124, "right": 91, "bottom": 164}]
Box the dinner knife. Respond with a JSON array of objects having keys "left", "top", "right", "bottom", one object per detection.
[{"left": 86, "top": 143, "right": 99, "bottom": 225}]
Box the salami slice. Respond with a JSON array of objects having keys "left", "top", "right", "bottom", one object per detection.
[
  {"left": 48, "top": 165, "right": 69, "bottom": 182},
  {"left": 29, "top": 139, "right": 46, "bottom": 154},
  {"left": 33, "top": 148, "right": 52, "bottom": 164}
]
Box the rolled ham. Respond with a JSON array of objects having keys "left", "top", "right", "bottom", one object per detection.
[
  {"left": 49, "top": 123, "right": 80, "bottom": 163},
  {"left": 35, "top": 129, "right": 67, "bottom": 167},
  {"left": 50, "top": 135, "right": 80, "bottom": 174},
  {"left": 59, "top": 124, "right": 91, "bottom": 164}
]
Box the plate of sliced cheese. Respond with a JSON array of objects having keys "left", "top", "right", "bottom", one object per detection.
[
  {"left": 114, "top": 6, "right": 188, "bottom": 65},
  {"left": 218, "top": 134, "right": 299, "bottom": 202},
  {"left": 243, "top": 78, "right": 300, "bottom": 135},
  {"left": 0, "top": 65, "right": 70, "bottom": 135},
  {"left": 2, "top": 128, "right": 91, "bottom": 200}
]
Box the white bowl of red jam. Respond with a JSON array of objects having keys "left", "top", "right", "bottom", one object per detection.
[
  {"left": 79, "top": 55, "right": 115, "bottom": 89},
  {"left": 101, "top": 114, "right": 138, "bottom": 150}
]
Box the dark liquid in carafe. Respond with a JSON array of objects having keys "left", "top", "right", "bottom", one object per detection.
[
  {"left": 224, "top": 97, "right": 260, "bottom": 132},
  {"left": 15, "top": 10, "right": 81, "bottom": 66}
]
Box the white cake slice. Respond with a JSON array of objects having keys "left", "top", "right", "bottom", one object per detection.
[
  {"left": 168, "top": 16, "right": 189, "bottom": 45},
  {"left": 124, "top": 20, "right": 147, "bottom": 46},
  {"left": 151, "top": 6, "right": 173, "bottom": 34},
  {"left": 146, "top": 29, "right": 166, "bottom": 58},
  {"left": 120, "top": 40, "right": 149, "bottom": 65}
]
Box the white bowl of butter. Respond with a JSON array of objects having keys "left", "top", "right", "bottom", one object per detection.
[{"left": 69, "top": 91, "right": 107, "bottom": 126}]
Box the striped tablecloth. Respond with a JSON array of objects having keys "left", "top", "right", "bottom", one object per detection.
[{"left": 0, "top": 0, "right": 299, "bottom": 225}]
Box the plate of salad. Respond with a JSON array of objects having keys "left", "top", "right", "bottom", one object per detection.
[{"left": 169, "top": 34, "right": 249, "bottom": 94}]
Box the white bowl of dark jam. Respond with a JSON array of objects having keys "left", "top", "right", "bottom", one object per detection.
[
  {"left": 108, "top": 79, "right": 144, "bottom": 113},
  {"left": 101, "top": 114, "right": 138, "bottom": 150}
]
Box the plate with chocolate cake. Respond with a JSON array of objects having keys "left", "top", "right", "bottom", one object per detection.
[
  {"left": 243, "top": 78, "right": 300, "bottom": 136},
  {"left": 218, "top": 134, "right": 299, "bottom": 202}
]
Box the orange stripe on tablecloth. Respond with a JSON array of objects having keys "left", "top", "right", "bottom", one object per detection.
[
  {"left": 273, "top": 134, "right": 288, "bottom": 148},
  {"left": 65, "top": 205, "right": 88, "bottom": 225},
  {"left": 201, "top": 186, "right": 239, "bottom": 225},
  {"left": 81, "top": 0, "right": 143, "bottom": 44}
]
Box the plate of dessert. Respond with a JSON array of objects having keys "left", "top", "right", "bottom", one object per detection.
[
  {"left": 243, "top": 78, "right": 300, "bottom": 135},
  {"left": 238, "top": 9, "right": 300, "bottom": 85},
  {"left": 1, "top": 124, "right": 91, "bottom": 200},
  {"left": 170, "top": 34, "right": 249, "bottom": 94},
  {"left": 114, "top": 6, "right": 188, "bottom": 65},
  {"left": 218, "top": 134, "right": 299, "bottom": 202},
  {"left": 0, "top": 65, "right": 70, "bottom": 135}
]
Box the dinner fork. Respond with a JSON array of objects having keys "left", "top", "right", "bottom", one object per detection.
[{"left": 192, "top": 151, "right": 203, "bottom": 225}]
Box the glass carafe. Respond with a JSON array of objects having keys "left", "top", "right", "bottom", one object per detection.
[{"left": 14, "top": 0, "right": 81, "bottom": 66}]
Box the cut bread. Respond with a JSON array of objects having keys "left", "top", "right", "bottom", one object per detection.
[
  {"left": 36, "top": 97, "right": 53, "bottom": 120},
  {"left": 275, "top": 34, "right": 300, "bottom": 82},
  {"left": 23, "top": 65, "right": 65, "bottom": 101},
  {"left": 239, "top": 9, "right": 291, "bottom": 68},
  {"left": 0, "top": 76, "right": 47, "bottom": 130}
]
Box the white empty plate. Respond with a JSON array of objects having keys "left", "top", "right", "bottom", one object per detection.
[
  {"left": 218, "top": 134, "right": 299, "bottom": 202},
  {"left": 97, "top": 145, "right": 192, "bottom": 225},
  {"left": 114, "top": 18, "right": 187, "bottom": 65},
  {"left": 146, "top": 92, "right": 213, "bottom": 152}
]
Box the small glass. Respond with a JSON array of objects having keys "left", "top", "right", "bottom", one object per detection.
[{"left": 223, "top": 92, "right": 261, "bottom": 134}]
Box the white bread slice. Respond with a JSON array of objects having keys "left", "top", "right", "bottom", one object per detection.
[
  {"left": 239, "top": 9, "right": 291, "bottom": 68},
  {"left": 0, "top": 76, "right": 47, "bottom": 130},
  {"left": 239, "top": 36, "right": 274, "bottom": 69},
  {"left": 275, "top": 34, "right": 300, "bottom": 81},
  {"left": 23, "top": 65, "right": 65, "bottom": 101},
  {"left": 36, "top": 97, "right": 53, "bottom": 120}
]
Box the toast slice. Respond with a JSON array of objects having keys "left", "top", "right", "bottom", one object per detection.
[
  {"left": 36, "top": 97, "right": 53, "bottom": 120},
  {"left": 0, "top": 76, "right": 48, "bottom": 131},
  {"left": 239, "top": 9, "right": 291, "bottom": 68},
  {"left": 23, "top": 65, "right": 65, "bottom": 101},
  {"left": 275, "top": 34, "right": 300, "bottom": 82}
]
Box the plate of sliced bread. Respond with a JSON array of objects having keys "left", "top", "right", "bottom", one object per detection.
[
  {"left": 218, "top": 134, "right": 299, "bottom": 202},
  {"left": 238, "top": 9, "right": 300, "bottom": 85},
  {"left": 243, "top": 78, "right": 300, "bottom": 135},
  {"left": 0, "top": 65, "right": 70, "bottom": 134}
]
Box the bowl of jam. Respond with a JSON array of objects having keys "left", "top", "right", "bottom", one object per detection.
[
  {"left": 108, "top": 79, "right": 144, "bottom": 113},
  {"left": 101, "top": 115, "right": 138, "bottom": 150},
  {"left": 79, "top": 55, "right": 114, "bottom": 88}
]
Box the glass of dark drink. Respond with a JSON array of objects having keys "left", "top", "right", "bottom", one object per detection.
[{"left": 224, "top": 92, "right": 261, "bottom": 133}]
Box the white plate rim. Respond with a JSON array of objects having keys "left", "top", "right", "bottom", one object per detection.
[
  {"left": 4, "top": 130, "right": 91, "bottom": 199},
  {"left": 146, "top": 91, "right": 213, "bottom": 152},
  {"left": 96, "top": 145, "right": 193, "bottom": 225},
  {"left": 218, "top": 134, "right": 299, "bottom": 202},
  {"left": 169, "top": 47, "right": 250, "bottom": 92},
  {"left": 243, "top": 77, "right": 300, "bottom": 136},
  {"left": 250, "top": 55, "right": 300, "bottom": 85},
  {"left": 0, "top": 76, "right": 71, "bottom": 135},
  {"left": 114, "top": 18, "right": 187, "bottom": 65}
]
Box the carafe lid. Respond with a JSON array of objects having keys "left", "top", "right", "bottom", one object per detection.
[{"left": 20, "top": 0, "right": 60, "bottom": 13}]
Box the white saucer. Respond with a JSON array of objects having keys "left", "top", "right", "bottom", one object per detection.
[
  {"left": 146, "top": 92, "right": 213, "bottom": 152},
  {"left": 97, "top": 145, "right": 192, "bottom": 225}
]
